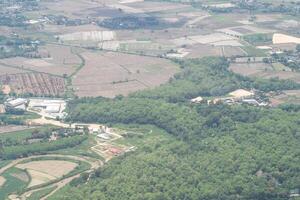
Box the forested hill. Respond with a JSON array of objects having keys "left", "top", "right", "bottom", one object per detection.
[{"left": 56, "top": 57, "right": 300, "bottom": 200}]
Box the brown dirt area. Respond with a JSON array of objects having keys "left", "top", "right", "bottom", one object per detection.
[
  {"left": 0, "top": 176, "right": 6, "bottom": 187},
  {"left": 0, "top": 44, "right": 80, "bottom": 76},
  {"left": 229, "top": 63, "right": 273, "bottom": 76},
  {"left": 72, "top": 51, "right": 178, "bottom": 97}
]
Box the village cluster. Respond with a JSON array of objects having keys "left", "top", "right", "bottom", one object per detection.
[{"left": 191, "top": 88, "right": 268, "bottom": 107}]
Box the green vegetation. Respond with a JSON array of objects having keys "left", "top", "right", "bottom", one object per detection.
[
  {"left": 0, "top": 127, "right": 51, "bottom": 145},
  {"left": 28, "top": 186, "right": 57, "bottom": 200},
  {"left": 52, "top": 135, "right": 101, "bottom": 159},
  {"left": 241, "top": 46, "right": 267, "bottom": 57},
  {"left": 243, "top": 33, "right": 273, "bottom": 45},
  {"left": 53, "top": 104, "right": 300, "bottom": 200},
  {"left": 1, "top": 135, "right": 88, "bottom": 159},
  {"left": 51, "top": 57, "right": 300, "bottom": 200},
  {"left": 0, "top": 167, "right": 29, "bottom": 200}
]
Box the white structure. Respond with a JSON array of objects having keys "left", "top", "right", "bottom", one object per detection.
[
  {"left": 45, "top": 104, "right": 61, "bottom": 113},
  {"left": 97, "top": 133, "right": 111, "bottom": 140},
  {"left": 28, "top": 98, "right": 67, "bottom": 119},
  {"left": 191, "top": 96, "right": 203, "bottom": 103},
  {"left": 6, "top": 98, "right": 27, "bottom": 107}
]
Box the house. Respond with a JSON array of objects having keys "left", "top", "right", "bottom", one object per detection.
[{"left": 190, "top": 96, "right": 203, "bottom": 103}]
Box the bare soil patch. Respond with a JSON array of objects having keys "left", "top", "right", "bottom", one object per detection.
[
  {"left": 229, "top": 63, "right": 273, "bottom": 76},
  {"left": 0, "top": 176, "right": 6, "bottom": 187},
  {"left": 0, "top": 44, "right": 80, "bottom": 76},
  {"left": 73, "top": 51, "right": 178, "bottom": 97}
]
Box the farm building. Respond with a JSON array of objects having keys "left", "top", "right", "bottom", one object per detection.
[
  {"left": 6, "top": 98, "right": 27, "bottom": 108},
  {"left": 28, "top": 99, "right": 66, "bottom": 113},
  {"left": 45, "top": 104, "right": 61, "bottom": 113}
]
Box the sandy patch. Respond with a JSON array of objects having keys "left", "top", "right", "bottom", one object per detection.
[
  {"left": 0, "top": 176, "right": 6, "bottom": 187},
  {"left": 2, "top": 85, "right": 11, "bottom": 94},
  {"left": 273, "top": 33, "right": 300, "bottom": 44}
]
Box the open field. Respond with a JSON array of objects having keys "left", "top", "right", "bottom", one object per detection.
[
  {"left": 273, "top": 33, "right": 300, "bottom": 44},
  {"left": 0, "top": 176, "right": 6, "bottom": 187},
  {"left": 0, "top": 125, "right": 34, "bottom": 134},
  {"left": 58, "top": 31, "right": 116, "bottom": 42},
  {"left": 230, "top": 62, "right": 300, "bottom": 84},
  {"left": 16, "top": 160, "right": 77, "bottom": 187},
  {"left": 0, "top": 44, "right": 81, "bottom": 76},
  {"left": 0, "top": 72, "right": 65, "bottom": 96},
  {"left": 229, "top": 62, "right": 273, "bottom": 76},
  {"left": 72, "top": 51, "right": 178, "bottom": 97},
  {"left": 269, "top": 90, "right": 300, "bottom": 106},
  {"left": 0, "top": 64, "right": 29, "bottom": 76}
]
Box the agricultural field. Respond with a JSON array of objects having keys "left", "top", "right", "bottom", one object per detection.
[
  {"left": 0, "top": 0, "right": 300, "bottom": 199},
  {"left": 16, "top": 160, "right": 78, "bottom": 187},
  {"left": 229, "top": 62, "right": 273, "bottom": 77},
  {"left": 0, "top": 73, "right": 65, "bottom": 96},
  {"left": 72, "top": 51, "right": 178, "bottom": 97},
  {"left": 0, "top": 44, "right": 81, "bottom": 77}
]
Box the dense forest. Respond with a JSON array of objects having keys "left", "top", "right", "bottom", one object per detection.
[{"left": 49, "top": 57, "right": 300, "bottom": 200}]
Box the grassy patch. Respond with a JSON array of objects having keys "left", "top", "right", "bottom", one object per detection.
[
  {"left": 241, "top": 46, "right": 267, "bottom": 57},
  {"left": 51, "top": 135, "right": 100, "bottom": 158},
  {"left": 27, "top": 186, "right": 57, "bottom": 200},
  {"left": 0, "top": 167, "right": 29, "bottom": 199}
]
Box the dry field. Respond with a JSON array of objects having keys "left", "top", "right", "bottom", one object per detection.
[
  {"left": 0, "top": 125, "right": 34, "bottom": 134},
  {"left": 173, "top": 33, "right": 243, "bottom": 47},
  {"left": 273, "top": 33, "right": 300, "bottom": 44},
  {"left": 269, "top": 90, "right": 300, "bottom": 106},
  {"left": 58, "top": 31, "right": 116, "bottom": 42},
  {"left": 0, "top": 176, "right": 6, "bottom": 187},
  {"left": 0, "top": 44, "right": 81, "bottom": 76},
  {"left": 0, "top": 73, "right": 65, "bottom": 96},
  {"left": 124, "top": 1, "right": 191, "bottom": 13},
  {"left": 229, "top": 63, "right": 273, "bottom": 76},
  {"left": 43, "top": 24, "right": 106, "bottom": 35},
  {"left": 258, "top": 71, "right": 300, "bottom": 83},
  {"left": 0, "top": 64, "right": 28, "bottom": 76},
  {"left": 40, "top": 0, "right": 100, "bottom": 18},
  {"left": 230, "top": 63, "right": 300, "bottom": 84},
  {"left": 72, "top": 51, "right": 178, "bottom": 97},
  {"left": 16, "top": 160, "right": 77, "bottom": 188}
]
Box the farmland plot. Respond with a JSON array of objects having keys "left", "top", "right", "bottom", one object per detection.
[
  {"left": 72, "top": 51, "right": 178, "bottom": 98},
  {"left": 0, "top": 73, "right": 65, "bottom": 96},
  {"left": 0, "top": 45, "right": 80, "bottom": 76},
  {"left": 229, "top": 63, "right": 273, "bottom": 76},
  {"left": 59, "top": 31, "right": 116, "bottom": 42},
  {"left": 16, "top": 160, "right": 77, "bottom": 188}
]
